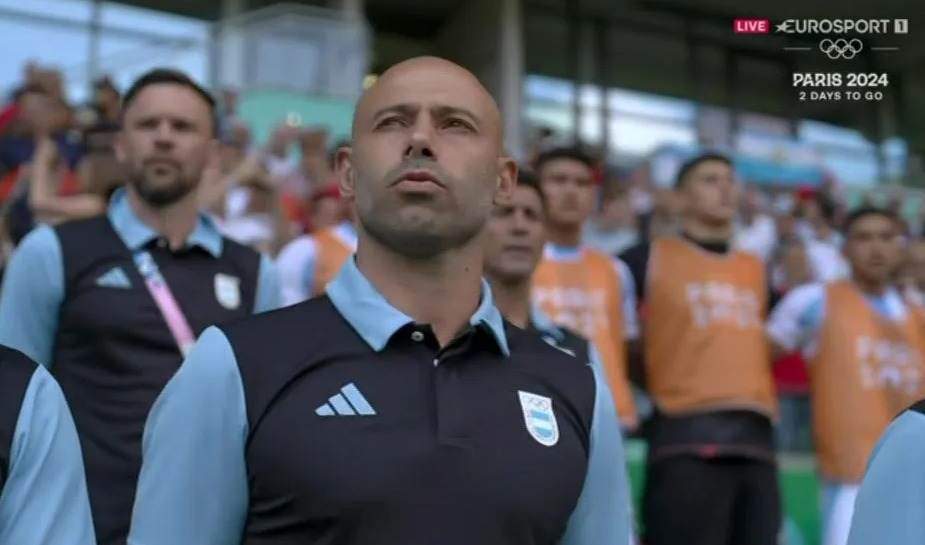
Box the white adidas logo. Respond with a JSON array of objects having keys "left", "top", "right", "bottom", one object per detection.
[
  {"left": 96, "top": 267, "right": 132, "bottom": 289},
  {"left": 316, "top": 383, "right": 377, "bottom": 416}
]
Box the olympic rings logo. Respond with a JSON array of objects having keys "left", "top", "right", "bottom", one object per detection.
[{"left": 819, "top": 38, "right": 863, "bottom": 60}]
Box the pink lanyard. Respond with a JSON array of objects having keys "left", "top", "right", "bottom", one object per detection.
[{"left": 133, "top": 250, "right": 196, "bottom": 357}]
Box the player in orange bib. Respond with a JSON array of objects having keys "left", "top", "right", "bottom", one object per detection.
[
  {"left": 619, "top": 152, "right": 779, "bottom": 545},
  {"left": 276, "top": 206, "right": 356, "bottom": 305},
  {"left": 531, "top": 148, "right": 639, "bottom": 429},
  {"left": 767, "top": 207, "right": 925, "bottom": 545}
]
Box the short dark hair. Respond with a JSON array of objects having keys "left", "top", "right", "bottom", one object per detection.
[
  {"left": 534, "top": 147, "right": 594, "bottom": 174},
  {"left": 675, "top": 152, "right": 733, "bottom": 188},
  {"left": 516, "top": 168, "right": 545, "bottom": 209},
  {"left": 121, "top": 68, "right": 217, "bottom": 132},
  {"left": 843, "top": 206, "right": 899, "bottom": 234}
]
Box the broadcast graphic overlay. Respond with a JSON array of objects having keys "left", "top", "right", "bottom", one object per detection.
[{"left": 733, "top": 18, "right": 909, "bottom": 104}]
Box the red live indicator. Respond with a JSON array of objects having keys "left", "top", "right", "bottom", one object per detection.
[{"left": 733, "top": 18, "right": 770, "bottom": 34}]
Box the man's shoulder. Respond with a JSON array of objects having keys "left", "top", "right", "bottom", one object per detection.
[
  {"left": 220, "top": 234, "right": 263, "bottom": 264},
  {"left": 907, "top": 399, "right": 925, "bottom": 417},
  {"left": 506, "top": 324, "right": 594, "bottom": 378},
  {"left": 52, "top": 214, "right": 112, "bottom": 238},
  {"left": 0, "top": 344, "right": 38, "bottom": 389},
  {"left": 617, "top": 240, "right": 652, "bottom": 264},
  {"left": 219, "top": 296, "right": 358, "bottom": 367}
]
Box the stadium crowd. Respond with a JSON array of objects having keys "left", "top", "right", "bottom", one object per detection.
[{"left": 2, "top": 60, "right": 925, "bottom": 545}]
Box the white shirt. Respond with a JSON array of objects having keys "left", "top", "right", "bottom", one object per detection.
[{"left": 735, "top": 215, "right": 777, "bottom": 263}]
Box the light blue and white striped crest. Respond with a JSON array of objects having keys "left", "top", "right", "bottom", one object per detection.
[{"left": 518, "top": 390, "right": 559, "bottom": 447}]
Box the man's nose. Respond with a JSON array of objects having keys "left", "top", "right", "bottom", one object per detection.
[
  {"left": 153, "top": 123, "right": 176, "bottom": 149},
  {"left": 510, "top": 212, "right": 531, "bottom": 234},
  {"left": 404, "top": 119, "right": 436, "bottom": 160}
]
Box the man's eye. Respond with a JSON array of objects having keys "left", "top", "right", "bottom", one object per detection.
[
  {"left": 377, "top": 117, "right": 404, "bottom": 128},
  {"left": 445, "top": 119, "right": 473, "bottom": 131}
]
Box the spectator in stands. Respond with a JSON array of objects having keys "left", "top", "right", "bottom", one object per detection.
[
  {"left": 800, "top": 192, "right": 849, "bottom": 281},
  {"left": 78, "top": 77, "right": 121, "bottom": 154},
  {"left": 735, "top": 187, "right": 778, "bottom": 263},
  {"left": 276, "top": 181, "right": 355, "bottom": 305},
  {"left": 583, "top": 183, "right": 639, "bottom": 255},
  {"left": 262, "top": 123, "right": 299, "bottom": 179},
  {"left": 283, "top": 127, "right": 332, "bottom": 199},
  {"left": 899, "top": 238, "right": 925, "bottom": 305},
  {"left": 214, "top": 153, "right": 292, "bottom": 255},
  {"left": 769, "top": 240, "right": 813, "bottom": 453}
]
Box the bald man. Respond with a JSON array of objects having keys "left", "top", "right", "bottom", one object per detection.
[{"left": 127, "top": 56, "right": 632, "bottom": 545}]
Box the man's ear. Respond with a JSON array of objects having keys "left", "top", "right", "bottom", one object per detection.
[
  {"left": 494, "top": 156, "right": 518, "bottom": 205},
  {"left": 335, "top": 145, "right": 356, "bottom": 200}
]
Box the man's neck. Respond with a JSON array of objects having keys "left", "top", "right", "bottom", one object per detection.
[
  {"left": 852, "top": 274, "right": 889, "bottom": 297},
  {"left": 487, "top": 277, "right": 532, "bottom": 329},
  {"left": 126, "top": 187, "right": 200, "bottom": 251},
  {"left": 355, "top": 235, "right": 484, "bottom": 347},
  {"left": 681, "top": 217, "right": 732, "bottom": 242},
  {"left": 546, "top": 224, "right": 583, "bottom": 248}
]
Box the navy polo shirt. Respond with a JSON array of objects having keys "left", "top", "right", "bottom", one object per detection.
[
  {"left": 0, "top": 188, "right": 281, "bottom": 545},
  {"left": 0, "top": 189, "right": 280, "bottom": 367},
  {"left": 0, "top": 346, "right": 95, "bottom": 545},
  {"left": 129, "top": 258, "right": 632, "bottom": 545}
]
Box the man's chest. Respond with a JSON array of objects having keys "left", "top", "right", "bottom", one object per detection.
[
  {"left": 61, "top": 253, "right": 252, "bottom": 337},
  {"left": 244, "top": 358, "right": 590, "bottom": 523}
]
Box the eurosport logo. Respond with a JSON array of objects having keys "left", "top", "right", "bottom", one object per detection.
[
  {"left": 775, "top": 19, "right": 906, "bottom": 34},
  {"left": 819, "top": 38, "right": 863, "bottom": 60}
]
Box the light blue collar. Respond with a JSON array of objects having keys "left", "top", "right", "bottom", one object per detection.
[
  {"left": 107, "top": 188, "right": 224, "bottom": 257},
  {"left": 326, "top": 257, "right": 510, "bottom": 356}
]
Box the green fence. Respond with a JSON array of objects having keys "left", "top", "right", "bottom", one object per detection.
[{"left": 624, "top": 440, "right": 821, "bottom": 545}]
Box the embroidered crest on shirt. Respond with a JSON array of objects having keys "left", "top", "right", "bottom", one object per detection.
[
  {"left": 214, "top": 273, "right": 241, "bottom": 310},
  {"left": 518, "top": 390, "right": 559, "bottom": 447}
]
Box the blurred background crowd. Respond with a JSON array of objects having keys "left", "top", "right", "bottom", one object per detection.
[{"left": 3, "top": 0, "right": 925, "bottom": 543}]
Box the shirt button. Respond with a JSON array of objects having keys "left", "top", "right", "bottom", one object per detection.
[{"left": 411, "top": 331, "right": 425, "bottom": 342}]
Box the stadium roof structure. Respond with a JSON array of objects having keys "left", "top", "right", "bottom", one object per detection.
[{"left": 114, "top": 0, "right": 925, "bottom": 151}]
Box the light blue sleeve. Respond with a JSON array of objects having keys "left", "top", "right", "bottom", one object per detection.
[
  {"left": 128, "top": 327, "right": 249, "bottom": 545},
  {"left": 0, "top": 225, "right": 63, "bottom": 367},
  {"left": 560, "top": 364, "right": 634, "bottom": 545},
  {"left": 848, "top": 410, "right": 925, "bottom": 545},
  {"left": 587, "top": 342, "right": 606, "bottom": 383},
  {"left": 0, "top": 366, "right": 95, "bottom": 545},
  {"left": 254, "top": 253, "right": 282, "bottom": 313}
]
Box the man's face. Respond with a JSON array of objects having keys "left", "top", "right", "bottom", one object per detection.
[
  {"left": 115, "top": 83, "right": 215, "bottom": 207},
  {"left": 484, "top": 185, "right": 546, "bottom": 284},
  {"left": 903, "top": 240, "right": 925, "bottom": 289},
  {"left": 337, "top": 58, "right": 516, "bottom": 259},
  {"left": 845, "top": 215, "right": 901, "bottom": 283},
  {"left": 679, "top": 159, "right": 738, "bottom": 225},
  {"left": 540, "top": 158, "right": 595, "bottom": 229}
]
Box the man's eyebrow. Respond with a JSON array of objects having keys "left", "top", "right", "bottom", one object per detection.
[
  {"left": 371, "top": 104, "right": 417, "bottom": 120},
  {"left": 370, "top": 104, "right": 481, "bottom": 125}
]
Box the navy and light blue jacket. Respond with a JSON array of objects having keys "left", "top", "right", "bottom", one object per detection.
[
  {"left": 0, "top": 345, "right": 95, "bottom": 545},
  {"left": 0, "top": 188, "right": 281, "bottom": 545},
  {"left": 129, "top": 257, "right": 632, "bottom": 545},
  {"left": 848, "top": 401, "right": 925, "bottom": 545}
]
